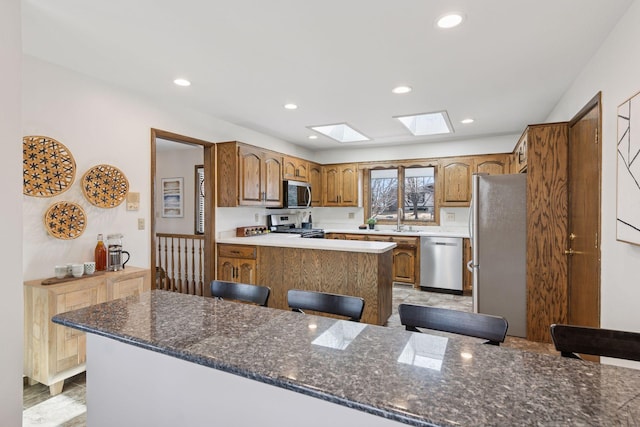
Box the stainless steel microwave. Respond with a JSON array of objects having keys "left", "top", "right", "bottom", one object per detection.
[{"left": 283, "top": 180, "right": 311, "bottom": 208}]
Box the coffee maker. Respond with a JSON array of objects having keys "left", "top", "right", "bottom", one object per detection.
[{"left": 107, "top": 233, "right": 130, "bottom": 271}]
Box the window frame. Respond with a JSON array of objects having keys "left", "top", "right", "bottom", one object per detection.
[{"left": 363, "top": 160, "right": 439, "bottom": 226}]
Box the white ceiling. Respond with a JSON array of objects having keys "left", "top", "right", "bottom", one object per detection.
[{"left": 22, "top": 0, "right": 633, "bottom": 151}]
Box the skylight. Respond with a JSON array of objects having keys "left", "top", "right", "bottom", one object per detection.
[
  {"left": 309, "top": 123, "right": 370, "bottom": 143},
  {"left": 394, "top": 111, "right": 454, "bottom": 136}
]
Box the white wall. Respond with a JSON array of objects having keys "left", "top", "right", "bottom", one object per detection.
[
  {"left": 546, "top": 0, "right": 640, "bottom": 368},
  {"left": 22, "top": 55, "right": 308, "bottom": 281},
  {"left": 155, "top": 145, "right": 203, "bottom": 235},
  {"left": 1, "top": 0, "right": 23, "bottom": 424}
]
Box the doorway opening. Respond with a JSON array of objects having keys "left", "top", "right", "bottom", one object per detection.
[{"left": 150, "top": 129, "right": 215, "bottom": 295}]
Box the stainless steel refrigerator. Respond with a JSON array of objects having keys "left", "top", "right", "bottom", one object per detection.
[{"left": 469, "top": 173, "right": 527, "bottom": 338}]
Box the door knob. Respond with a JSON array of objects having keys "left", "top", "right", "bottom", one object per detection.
[{"left": 569, "top": 233, "right": 576, "bottom": 240}]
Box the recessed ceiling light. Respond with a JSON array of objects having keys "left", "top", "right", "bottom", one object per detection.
[
  {"left": 308, "top": 135, "right": 318, "bottom": 140},
  {"left": 308, "top": 123, "right": 370, "bottom": 143},
  {"left": 461, "top": 118, "right": 474, "bottom": 124},
  {"left": 284, "top": 103, "right": 298, "bottom": 110},
  {"left": 394, "top": 111, "right": 454, "bottom": 136},
  {"left": 437, "top": 13, "right": 464, "bottom": 29},
  {"left": 173, "top": 78, "right": 191, "bottom": 87},
  {"left": 392, "top": 86, "right": 412, "bottom": 94}
]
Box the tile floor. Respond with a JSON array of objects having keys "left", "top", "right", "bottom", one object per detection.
[{"left": 22, "top": 285, "right": 557, "bottom": 426}]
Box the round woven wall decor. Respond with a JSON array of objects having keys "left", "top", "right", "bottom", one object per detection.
[
  {"left": 44, "top": 201, "right": 87, "bottom": 240},
  {"left": 81, "top": 164, "right": 129, "bottom": 208},
  {"left": 23, "top": 135, "right": 76, "bottom": 197}
]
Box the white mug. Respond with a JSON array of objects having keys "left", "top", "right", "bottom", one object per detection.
[
  {"left": 84, "top": 261, "right": 96, "bottom": 275},
  {"left": 54, "top": 265, "right": 67, "bottom": 279},
  {"left": 71, "top": 263, "right": 84, "bottom": 278}
]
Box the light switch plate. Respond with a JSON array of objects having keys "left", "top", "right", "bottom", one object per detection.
[
  {"left": 446, "top": 212, "right": 455, "bottom": 222},
  {"left": 348, "top": 212, "right": 355, "bottom": 219},
  {"left": 138, "top": 218, "right": 145, "bottom": 230}
]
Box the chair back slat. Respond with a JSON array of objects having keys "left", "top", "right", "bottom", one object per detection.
[
  {"left": 550, "top": 324, "right": 640, "bottom": 361},
  {"left": 398, "top": 304, "right": 508, "bottom": 345},
  {"left": 210, "top": 280, "right": 270, "bottom": 307},
  {"left": 287, "top": 289, "right": 365, "bottom": 322}
]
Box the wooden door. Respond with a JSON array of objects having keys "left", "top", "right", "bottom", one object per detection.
[{"left": 567, "top": 95, "right": 601, "bottom": 329}]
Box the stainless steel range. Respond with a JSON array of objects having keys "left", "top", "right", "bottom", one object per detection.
[{"left": 267, "top": 214, "right": 325, "bottom": 238}]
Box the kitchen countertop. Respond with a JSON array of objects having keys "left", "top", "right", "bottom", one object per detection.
[
  {"left": 217, "top": 233, "right": 396, "bottom": 253},
  {"left": 53, "top": 290, "right": 640, "bottom": 426}
]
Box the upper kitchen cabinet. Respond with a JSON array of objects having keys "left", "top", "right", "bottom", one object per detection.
[
  {"left": 440, "top": 157, "right": 472, "bottom": 206},
  {"left": 474, "top": 154, "right": 509, "bottom": 176},
  {"left": 217, "top": 141, "right": 283, "bottom": 207},
  {"left": 309, "top": 162, "right": 323, "bottom": 206},
  {"left": 283, "top": 156, "right": 309, "bottom": 182},
  {"left": 512, "top": 133, "right": 528, "bottom": 173},
  {"left": 322, "top": 163, "right": 358, "bottom": 206},
  {"left": 440, "top": 154, "right": 510, "bottom": 206}
]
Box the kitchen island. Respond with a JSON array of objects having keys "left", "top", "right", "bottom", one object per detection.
[
  {"left": 217, "top": 234, "right": 396, "bottom": 325},
  {"left": 53, "top": 290, "right": 640, "bottom": 427}
]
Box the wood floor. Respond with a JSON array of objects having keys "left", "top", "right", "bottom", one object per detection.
[{"left": 22, "top": 285, "right": 557, "bottom": 426}]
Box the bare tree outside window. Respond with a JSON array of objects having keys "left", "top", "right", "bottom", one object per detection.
[
  {"left": 370, "top": 169, "right": 398, "bottom": 219},
  {"left": 369, "top": 166, "right": 435, "bottom": 223}
]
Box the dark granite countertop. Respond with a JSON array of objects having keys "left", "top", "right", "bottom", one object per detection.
[{"left": 53, "top": 290, "right": 640, "bottom": 426}]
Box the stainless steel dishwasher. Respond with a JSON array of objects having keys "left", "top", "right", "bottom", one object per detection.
[{"left": 420, "top": 236, "right": 463, "bottom": 293}]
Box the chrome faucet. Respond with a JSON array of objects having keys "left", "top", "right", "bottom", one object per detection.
[{"left": 397, "top": 208, "right": 403, "bottom": 231}]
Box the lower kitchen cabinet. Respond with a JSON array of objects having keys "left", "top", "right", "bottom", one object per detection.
[
  {"left": 326, "top": 233, "right": 419, "bottom": 288},
  {"left": 217, "top": 244, "right": 258, "bottom": 284},
  {"left": 23, "top": 267, "right": 151, "bottom": 395}
]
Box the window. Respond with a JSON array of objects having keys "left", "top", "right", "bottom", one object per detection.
[
  {"left": 368, "top": 166, "right": 436, "bottom": 224},
  {"left": 195, "top": 165, "right": 204, "bottom": 234}
]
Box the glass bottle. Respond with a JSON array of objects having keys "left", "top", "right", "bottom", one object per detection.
[{"left": 95, "top": 234, "right": 107, "bottom": 271}]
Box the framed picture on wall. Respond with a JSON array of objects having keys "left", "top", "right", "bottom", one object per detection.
[
  {"left": 162, "top": 177, "right": 184, "bottom": 218},
  {"left": 617, "top": 91, "right": 640, "bottom": 245}
]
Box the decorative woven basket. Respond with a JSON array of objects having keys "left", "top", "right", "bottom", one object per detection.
[
  {"left": 23, "top": 135, "right": 76, "bottom": 197},
  {"left": 81, "top": 164, "right": 130, "bottom": 208},
  {"left": 44, "top": 201, "right": 87, "bottom": 240}
]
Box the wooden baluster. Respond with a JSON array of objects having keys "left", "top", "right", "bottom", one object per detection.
[
  {"left": 163, "top": 237, "right": 169, "bottom": 290},
  {"left": 170, "top": 237, "right": 176, "bottom": 292},
  {"left": 177, "top": 238, "right": 183, "bottom": 293},
  {"left": 190, "top": 240, "right": 195, "bottom": 295},
  {"left": 198, "top": 239, "right": 203, "bottom": 296}
]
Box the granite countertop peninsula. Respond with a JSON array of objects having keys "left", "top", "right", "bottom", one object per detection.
[{"left": 53, "top": 290, "right": 640, "bottom": 426}]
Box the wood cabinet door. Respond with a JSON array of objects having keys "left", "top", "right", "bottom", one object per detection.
[
  {"left": 238, "top": 146, "right": 263, "bottom": 205},
  {"left": 322, "top": 166, "right": 340, "bottom": 205},
  {"left": 217, "top": 257, "right": 237, "bottom": 282},
  {"left": 393, "top": 248, "right": 415, "bottom": 283},
  {"left": 263, "top": 154, "right": 283, "bottom": 206},
  {"left": 110, "top": 276, "right": 146, "bottom": 300},
  {"left": 283, "top": 157, "right": 298, "bottom": 180},
  {"left": 309, "top": 163, "right": 322, "bottom": 206},
  {"left": 339, "top": 164, "right": 358, "bottom": 206},
  {"left": 441, "top": 159, "right": 471, "bottom": 205},
  {"left": 475, "top": 155, "right": 508, "bottom": 175},
  {"left": 54, "top": 285, "right": 106, "bottom": 374},
  {"left": 237, "top": 259, "right": 257, "bottom": 284},
  {"left": 296, "top": 161, "right": 309, "bottom": 181}
]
